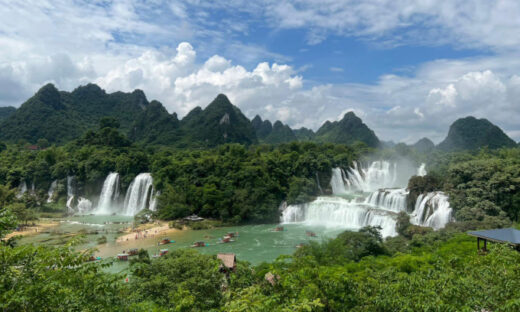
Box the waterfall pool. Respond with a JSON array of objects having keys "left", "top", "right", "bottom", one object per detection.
[{"left": 18, "top": 215, "right": 348, "bottom": 272}]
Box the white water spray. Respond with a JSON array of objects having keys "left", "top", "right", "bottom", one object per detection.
[
  {"left": 77, "top": 197, "right": 93, "bottom": 214},
  {"left": 47, "top": 180, "right": 58, "bottom": 203},
  {"left": 123, "top": 173, "right": 154, "bottom": 216},
  {"left": 66, "top": 176, "right": 75, "bottom": 213},
  {"left": 94, "top": 172, "right": 120, "bottom": 215}
]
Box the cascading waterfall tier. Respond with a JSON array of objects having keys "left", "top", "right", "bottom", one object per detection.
[
  {"left": 364, "top": 188, "right": 408, "bottom": 213},
  {"left": 47, "top": 180, "right": 58, "bottom": 203},
  {"left": 344, "top": 161, "right": 399, "bottom": 192},
  {"left": 282, "top": 161, "right": 450, "bottom": 237},
  {"left": 411, "top": 192, "right": 452, "bottom": 230},
  {"left": 123, "top": 173, "right": 155, "bottom": 216},
  {"left": 281, "top": 196, "right": 398, "bottom": 237},
  {"left": 94, "top": 172, "right": 121, "bottom": 215}
]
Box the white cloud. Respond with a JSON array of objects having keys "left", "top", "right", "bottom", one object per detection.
[{"left": 330, "top": 67, "right": 344, "bottom": 72}]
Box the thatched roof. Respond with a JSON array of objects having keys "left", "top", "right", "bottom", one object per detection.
[{"left": 217, "top": 253, "right": 236, "bottom": 269}]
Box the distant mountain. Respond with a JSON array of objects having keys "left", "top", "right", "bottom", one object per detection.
[
  {"left": 437, "top": 116, "right": 516, "bottom": 151},
  {"left": 129, "top": 100, "right": 180, "bottom": 145},
  {"left": 179, "top": 94, "right": 257, "bottom": 147},
  {"left": 0, "top": 83, "right": 148, "bottom": 144},
  {"left": 263, "top": 121, "right": 297, "bottom": 144},
  {"left": 293, "top": 127, "right": 315, "bottom": 141},
  {"left": 0, "top": 106, "right": 16, "bottom": 122},
  {"left": 314, "top": 112, "right": 380, "bottom": 147},
  {"left": 251, "top": 115, "right": 273, "bottom": 140},
  {"left": 413, "top": 137, "right": 435, "bottom": 153}
]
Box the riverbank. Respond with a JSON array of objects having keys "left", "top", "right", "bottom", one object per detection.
[
  {"left": 115, "top": 221, "right": 182, "bottom": 243},
  {"left": 4, "top": 220, "right": 59, "bottom": 240}
]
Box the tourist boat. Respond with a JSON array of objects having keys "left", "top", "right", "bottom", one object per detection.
[
  {"left": 218, "top": 236, "right": 235, "bottom": 244},
  {"left": 160, "top": 238, "right": 171, "bottom": 245},
  {"left": 128, "top": 249, "right": 139, "bottom": 256},
  {"left": 273, "top": 226, "right": 284, "bottom": 232},
  {"left": 117, "top": 254, "right": 129, "bottom": 261},
  {"left": 87, "top": 255, "right": 101, "bottom": 262},
  {"left": 306, "top": 231, "right": 317, "bottom": 237},
  {"left": 159, "top": 249, "right": 169, "bottom": 256},
  {"left": 191, "top": 241, "right": 206, "bottom": 247},
  {"left": 226, "top": 232, "right": 239, "bottom": 238}
]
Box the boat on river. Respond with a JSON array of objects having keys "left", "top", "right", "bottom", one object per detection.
[
  {"left": 117, "top": 254, "right": 129, "bottom": 261},
  {"left": 191, "top": 241, "right": 206, "bottom": 247},
  {"left": 128, "top": 248, "right": 139, "bottom": 256},
  {"left": 273, "top": 226, "right": 284, "bottom": 232},
  {"left": 306, "top": 231, "right": 317, "bottom": 237},
  {"left": 159, "top": 249, "right": 169, "bottom": 256}
]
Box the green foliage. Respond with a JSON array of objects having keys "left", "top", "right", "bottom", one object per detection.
[{"left": 129, "top": 249, "right": 223, "bottom": 311}]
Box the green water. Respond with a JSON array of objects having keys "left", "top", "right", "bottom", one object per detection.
[{"left": 19, "top": 215, "right": 347, "bottom": 272}]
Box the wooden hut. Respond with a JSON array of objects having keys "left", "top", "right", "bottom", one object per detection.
[
  {"left": 468, "top": 228, "right": 520, "bottom": 251},
  {"left": 217, "top": 253, "right": 236, "bottom": 272}
]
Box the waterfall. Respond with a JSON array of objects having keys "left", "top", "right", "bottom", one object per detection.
[
  {"left": 77, "top": 197, "right": 93, "bottom": 214},
  {"left": 47, "top": 180, "right": 58, "bottom": 203},
  {"left": 149, "top": 191, "right": 159, "bottom": 211},
  {"left": 281, "top": 196, "right": 398, "bottom": 237},
  {"left": 66, "top": 176, "right": 75, "bottom": 213},
  {"left": 417, "top": 163, "right": 427, "bottom": 176},
  {"left": 316, "top": 172, "right": 323, "bottom": 195},
  {"left": 364, "top": 188, "right": 408, "bottom": 213},
  {"left": 123, "top": 173, "right": 154, "bottom": 216},
  {"left": 330, "top": 168, "right": 348, "bottom": 195},
  {"left": 17, "top": 181, "right": 28, "bottom": 198},
  {"left": 411, "top": 192, "right": 452, "bottom": 229},
  {"left": 280, "top": 162, "right": 452, "bottom": 237},
  {"left": 94, "top": 172, "right": 120, "bottom": 215},
  {"left": 345, "top": 161, "right": 399, "bottom": 192}
]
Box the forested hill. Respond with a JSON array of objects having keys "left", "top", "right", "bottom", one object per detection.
[
  {"left": 437, "top": 116, "right": 517, "bottom": 151},
  {"left": 0, "top": 106, "right": 16, "bottom": 122},
  {"left": 314, "top": 112, "right": 381, "bottom": 148},
  {"left": 0, "top": 83, "right": 383, "bottom": 148},
  {"left": 0, "top": 83, "right": 148, "bottom": 144}
]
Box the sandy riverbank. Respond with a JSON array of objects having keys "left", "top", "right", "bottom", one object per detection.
[
  {"left": 4, "top": 220, "right": 59, "bottom": 240},
  {"left": 115, "top": 221, "right": 182, "bottom": 243}
]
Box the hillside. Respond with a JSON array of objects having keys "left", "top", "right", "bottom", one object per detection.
[
  {"left": 0, "top": 83, "right": 148, "bottom": 144},
  {"left": 0, "top": 106, "right": 16, "bottom": 122},
  {"left": 179, "top": 94, "right": 257, "bottom": 147},
  {"left": 129, "top": 100, "right": 181, "bottom": 145},
  {"left": 264, "top": 120, "right": 298, "bottom": 144},
  {"left": 437, "top": 116, "right": 516, "bottom": 151},
  {"left": 314, "top": 112, "right": 380, "bottom": 147},
  {"left": 413, "top": 137, "right": 435, "bottom": 153}
]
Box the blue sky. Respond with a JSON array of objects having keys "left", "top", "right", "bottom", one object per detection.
[{"left": 1, "top": 0, "right": 519, "bottom": 143}]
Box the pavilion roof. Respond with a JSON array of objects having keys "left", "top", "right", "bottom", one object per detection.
[{"left": 468, "top": 228, "right": 520, "bottom": 245}]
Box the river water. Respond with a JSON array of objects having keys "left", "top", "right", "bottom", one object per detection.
[{"left": 19, "top": 215, "right": 346, "bottom": 272}]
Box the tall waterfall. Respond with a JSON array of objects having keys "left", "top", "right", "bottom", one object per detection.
[
  {"left": 66, "top": 176, "right": 75, "bottom": 213},
  {"left": 281, "top": 197, "right": 398, "bottom": 237},
  {"left": 94, "top": 172, "right": 120, "bottom": 215},
  {"left": 417, "top": 163, "right": 427, "bottom": 177},
  {"left": 123, "top": 173, "right": 154, "bottom": 216},
  {"left": 411, "top": 192, "right": 452, "bottom": 229},
  {"left": 47, "top": 180, "right": 58, "bottom": 203},
  {"left": 281, "top": 161, "right": 452, "bottom": 237}
]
